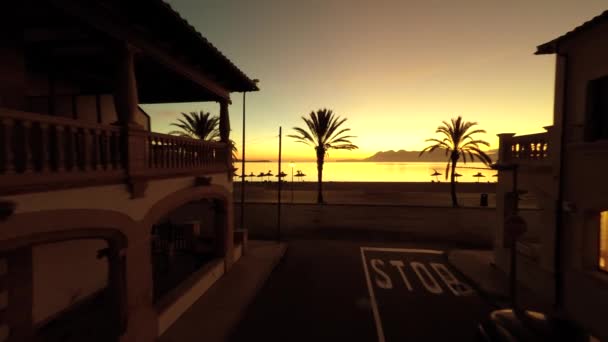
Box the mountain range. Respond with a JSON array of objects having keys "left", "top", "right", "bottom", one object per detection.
[{"left": 343, "top": 149, "right": 498, "bottom": 162}]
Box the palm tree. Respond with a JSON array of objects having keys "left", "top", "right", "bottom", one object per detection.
[
  {"left": 169, "top": 111, "right": 238, "bottom": 167},
  {"left": 168, "top": 111, "right": 220, "bottom": 140},
  {"left": 288, "top": 108, "right": 358, "bottom": 204},
  {"left": 419, "top": 116, "right": 492, "bottom": 207}
]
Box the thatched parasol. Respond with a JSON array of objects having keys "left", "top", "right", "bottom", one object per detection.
[
  {"left": 473, "top": 172, "right": 486, "bottom": 183},
  {"left": 431, "top": 169, "right": 442, "bottom": 182}
]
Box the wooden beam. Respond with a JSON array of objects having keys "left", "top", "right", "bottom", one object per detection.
[{"left": 50, "top": 0, "right": 230, "bottom": 101}]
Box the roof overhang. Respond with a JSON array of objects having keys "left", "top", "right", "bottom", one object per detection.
[{"left": 535, "top": 9, "right": 608, "bottom": 55}]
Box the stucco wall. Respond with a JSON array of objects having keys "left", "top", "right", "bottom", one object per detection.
[
  {"left": 6, "top": 173, "right": 231, "bottom": 222},
  {"left": 557, "top": 20, "right": 608, "bottom": 340},
  {"left": 31, "top": 239, "right": 109, "bottom": 325},
  {"left": 236, "top": 203, "right": 542, "bottom": 247}
]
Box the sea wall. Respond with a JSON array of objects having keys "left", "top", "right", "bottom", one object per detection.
[{"left": 235, "top": 203, "right": 542, "bottom": 247}]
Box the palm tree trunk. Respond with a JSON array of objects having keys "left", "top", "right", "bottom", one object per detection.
[
  {"left": 316, "top": 147, "right": 325, "bottom": 204},
  {"left": 450, "top": 156, "right": 459, "bottom": 208}
]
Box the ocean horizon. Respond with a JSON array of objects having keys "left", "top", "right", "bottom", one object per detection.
[{"left": 236, "top": 161, "right": 495, "bottom": 183}]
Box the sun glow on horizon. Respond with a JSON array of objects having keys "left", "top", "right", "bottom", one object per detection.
[{"left": 144, "top": 0, "right": 605, "bottom": 162}]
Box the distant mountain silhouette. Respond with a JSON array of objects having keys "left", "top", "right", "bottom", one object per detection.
[{"left": 360, "top": 149, "right": 498, "bottom": 162}]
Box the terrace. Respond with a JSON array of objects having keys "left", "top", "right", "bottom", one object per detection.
[
  {"left": 496, "top": 126, "right": 553, "bottom": 166},
  {"left": 0, "top": 108, "right": 230, "bottom": 194},
  {"left": 0, "top": 1, "right": 258, "bottom": 196}
]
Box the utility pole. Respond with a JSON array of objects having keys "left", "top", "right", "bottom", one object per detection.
[{"left": 277, "top": 127, "right": 282, "bottom": 242}]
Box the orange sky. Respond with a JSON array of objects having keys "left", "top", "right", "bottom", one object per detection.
[{"left": 142, "top": 1, "right": 607, "bottom": 162}]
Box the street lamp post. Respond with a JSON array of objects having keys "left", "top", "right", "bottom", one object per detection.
[{"left": 289, "top": 162, "right": 295, "bottom": 203}]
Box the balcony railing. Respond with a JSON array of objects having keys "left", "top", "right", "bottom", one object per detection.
[
  {"left": 147, "top": 132, "right": 229, "bottom": 176},
  {"left": 498, "top": 131, "right": 550, "bottom": 165},
  {"left": 509, "top": 133, "right": 549, "bottom": 161},
  {"left": 0, "top": 108, "right": 230, "bottom": 194}
]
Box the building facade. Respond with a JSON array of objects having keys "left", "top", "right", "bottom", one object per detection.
[
  {"left": 494, "top": 10, "right": 608, "bottom": 340},
  {"left": 0, "top": 1, "right": 258, "bottom": 341}
]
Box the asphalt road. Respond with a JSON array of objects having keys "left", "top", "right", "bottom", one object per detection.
[{"left": 229, "top": 240, "right": 492, "bottom": 342}]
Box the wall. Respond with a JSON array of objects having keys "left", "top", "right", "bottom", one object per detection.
[
  {"left": 6, "top": 173, "right": 230, "bottom": 222},
  {"left": 236, "top": 202, "right": 542, "bottom": 247},
  {"left": 558, "top": 20, "right": 608, "bottom": 339},
  {"left": 31, "top": 239, "right": 108, "bottom": 325}
]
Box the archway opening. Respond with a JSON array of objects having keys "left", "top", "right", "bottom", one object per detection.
[
  {"left": 151, "top": 198, "right": 226, "bottom": 302},
  {"left": 20, "top": 238, "right": 121, "bottom": 342}
]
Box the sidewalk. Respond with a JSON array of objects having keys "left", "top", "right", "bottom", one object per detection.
[
  {"left": 447, "top": 249, "right": 553, "bottom": 312},
  {"left": 447, "top": 249, "right": 509, "bottom": 300},
  {"left": 159, "top": 240, "right": 287, "bottom": 342}
]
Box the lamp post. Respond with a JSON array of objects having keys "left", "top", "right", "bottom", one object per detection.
[
  {"left": 240, "top": 79, "right": 259, "bottom": 235},
  {"left": 289, "top": 162, "right": 295, "bottom": 203}
]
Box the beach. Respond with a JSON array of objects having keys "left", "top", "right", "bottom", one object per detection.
[{"left": 234, "top": 181, "right": 498, "bottom": 207}]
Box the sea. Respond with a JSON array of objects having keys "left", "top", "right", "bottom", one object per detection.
[{"left": 237, "top": 161, "right": 495, "bottom": 183}]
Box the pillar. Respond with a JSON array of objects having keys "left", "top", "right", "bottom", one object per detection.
[
  {"left": 114, "top": 44, "right": 141, "bottom": 128},
  {"left": 219, "top": 100, "right": 230, "bottom": 143},
  {"left": 495, "top": 133, "right": 517, "bottom": 272},
  {"left": 497, "top": 133, "right": 516, "bottom": 164},
  {"left": 120, "top": 233, "right": 157, "bottom": 342},
  {"left": 114, "top": 43, "right": 148, "bottom": 197}
]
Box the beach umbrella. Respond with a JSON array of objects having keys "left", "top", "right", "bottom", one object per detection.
[
  {"left": 295, "top": 170, "right": 306, "bottom": 182},
  {"left": 257, "top": 172, "right": 265, "bottom": 181},
  {"left": 473, "top": 172, "right": 486, "bottom": 183},
  {"left": 275, "top": 171, "right": 288, "bottom": 182},
  {"left": 430, "top": 169, "right": 442, "bottom": 182},
  {"left": 265, "top": 170, "right": 273, "bottom": 182}
]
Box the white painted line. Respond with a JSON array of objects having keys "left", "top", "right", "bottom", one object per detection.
[
  {"left": 361, "top": 247, "right": 444, "bottom": 254},
  {"left": 360, "top": 247, "right": 385, "bottom": 342}
]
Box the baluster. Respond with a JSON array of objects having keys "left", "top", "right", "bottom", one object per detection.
[
  {"left": 22, "top": 121, "right": 34, "bottom": 173},
  {"left": 39, "top": 122, "right": 50, "bottom": 173},
  {"left": 195, "top": 143, "right": 201, "bottom": 167},
  {"left": 156, "top": 137, "right": 169, "bottom": 168},
  {"left": 94, "top": 128, "right": 103, "bottom": 170},
  {"left": 117, "top": 130, "right": 124, "bottom": 170},
  {"left": 163, "top": 138, "right": 169, "bottom": 168},
  {"left": 188, "top": 142, "right": 192, "bottom": 167},
  {"left": 167, "top": 138, "right": 172, "bottom": 168},
  {"left": 167, "top": 138, "right": 175, "bottom": 169},
  {"left": 54, "top": 125, "right": 66, "bottom": 172},
  {"left": 2, "top": 118, "right": 15, "bottom": 174},
  {"left": 108, "top": 131, "right": 116, "bottom": 170},
  {"left": 89, "top": 128, "right": 97, "bottom": 170},
  {"left": 80, "top": 127, "right": 89, "bottom": 171},
  {"left": 147, "top": 136, "right": 153, "bottom": 168},
  {"left": 101, "top": 130, "right": 109, "bottom": 170}
]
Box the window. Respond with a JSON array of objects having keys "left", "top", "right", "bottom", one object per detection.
[
  {"left": 600, "top": 211, "right": 608, "bottom": 272},
  {"left": 586, "top": 76, "right": 608, "bottom": 141}
]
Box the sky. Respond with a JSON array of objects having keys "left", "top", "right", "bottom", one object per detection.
[{"left": 142, "top": 0, "right": 607, "bottom": 162}]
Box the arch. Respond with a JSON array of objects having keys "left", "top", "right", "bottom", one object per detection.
[
  {"left": 0, "top": 208, "right": 135, "bottom": 245},
  {"left": 140, "top": 184, "right": 232, "bottom": 229},
  {"left": 0, "top": 209, "right": 135, "bottom": 341}
]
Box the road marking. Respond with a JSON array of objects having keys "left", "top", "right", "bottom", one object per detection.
[
  {"left": 389, "top": 260, "right": 412, "bottom": 291},
  {"left": 361, "top": 247, "right": 443, "bottom": 254},
  {"left": 361, "top": 247, "right": 476, "bottom": 341},
  {"left": 360, "top": 248, "right": 386, "bottom": 342}
]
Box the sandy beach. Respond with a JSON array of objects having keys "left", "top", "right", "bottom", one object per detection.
[{"left": 234, "top": 181, "right": 498, "bottom": 207}]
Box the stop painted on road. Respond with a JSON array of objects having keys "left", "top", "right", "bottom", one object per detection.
[{"left": 360, "top": 247, "right": 482, "bottom": 342}]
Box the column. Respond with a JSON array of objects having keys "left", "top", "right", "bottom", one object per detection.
[
  {"left": 114, "top": 43, "right": 148, "bottom": 195},
  {"left": 114, "top": 44, "right": 140, "bottom": 128},
  {"left": 219, "top": 100, "right": 232, "bottom": 172},
  {"left": 219, "top": 100, "right": 230, "bottom": 143},
  {"left": 497, "top": 133, "right": 516, "bottom": 164}
]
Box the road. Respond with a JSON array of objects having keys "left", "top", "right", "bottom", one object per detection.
[{"left": 229, "top": 240, "right": 493, "bottom": 342}]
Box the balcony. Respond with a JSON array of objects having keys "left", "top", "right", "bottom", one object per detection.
[
  {"left": 497, "top": 128, "right": 552, "bottom": 167},
  {"left": 0, "top": 108, "right": 230, "bottom": 195}
]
